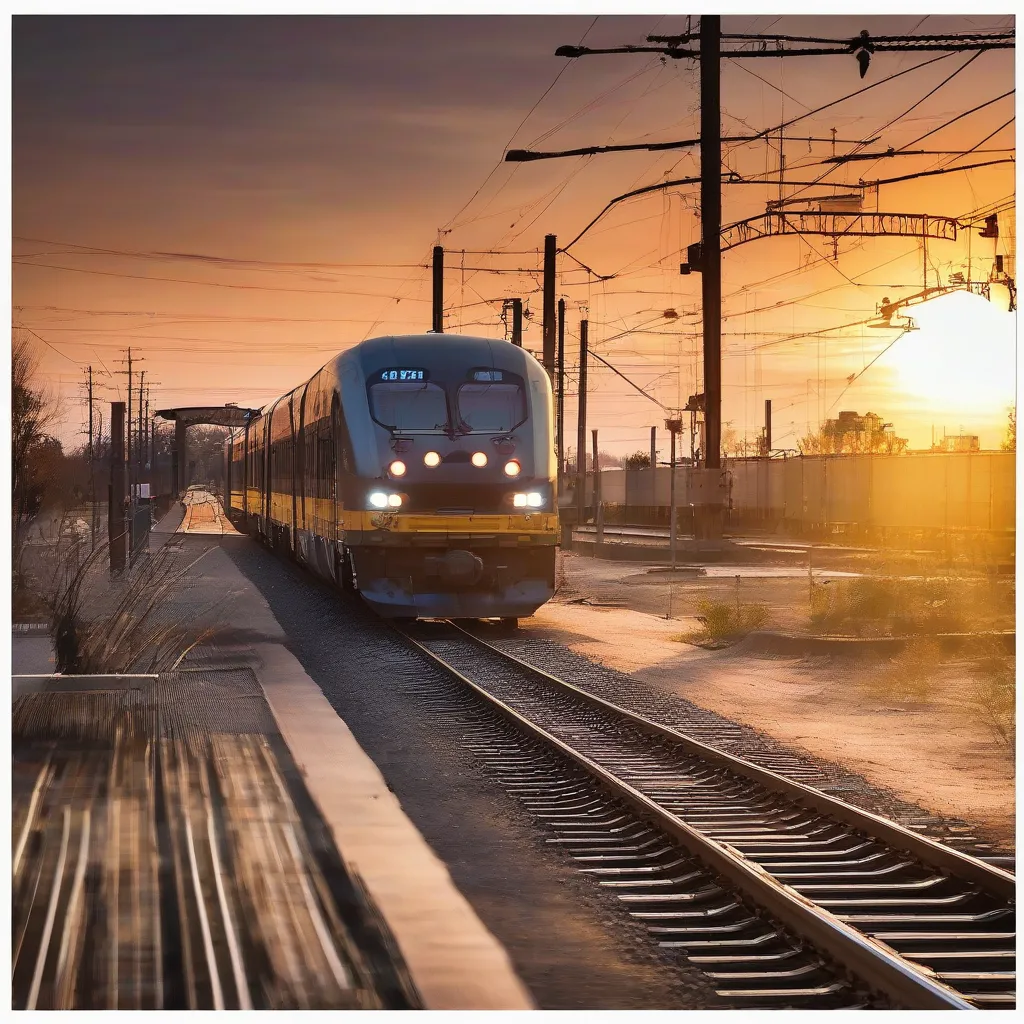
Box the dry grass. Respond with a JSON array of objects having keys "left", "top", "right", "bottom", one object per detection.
[
  {"left": 861, "top": 638, "right": 944, "bottom": 705},
  {"left": 809, "top": 572, "right": 1010, "bottom": 638},
  {"left": 963, "top": 645, "right": 1015, "bottom": 754},
  {"left": 680, "top": 598, "right": 770, "bottom": 648},
  {"left": 48, "top": 539, "right": 220, "bottom": 674},
  {"left": 859, "top": 637, "right": 1015, "bottom": 757}
]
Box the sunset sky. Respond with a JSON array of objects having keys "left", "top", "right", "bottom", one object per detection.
[{"left": 12, "top": 12, "right": 1017, "bottom": 458}]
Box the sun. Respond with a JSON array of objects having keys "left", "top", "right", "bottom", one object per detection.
[{"left": 880, "top": 289, "right": 1016, "bottom": 413}]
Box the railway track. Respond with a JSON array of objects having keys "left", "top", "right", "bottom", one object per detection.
[{"left": 397, "top": 619, "right": 1015, "bottom": 1011}]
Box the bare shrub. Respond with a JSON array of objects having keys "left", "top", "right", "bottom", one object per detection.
[
  {"left": 862, "top": 638, "right": 943, "bottom": 705},
  {"left": 961, "top": 645, "right": 1015, "bottom": 754},
  {"left": 48, "top": 541, "right": 220, "bottom": 674},
  {"left": 808, "top": 572, "right": 1006, "bottom": 637},
  {"left": 681, "top": 599, "right": 770, "bottom": 648}
]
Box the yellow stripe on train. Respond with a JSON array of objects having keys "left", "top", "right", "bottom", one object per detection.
[
  {"left": 244, "top": 489, "right": 558, "bottom": 535},
  {"left": 342, "top": 510, "right": 558, "bottom": 534}
]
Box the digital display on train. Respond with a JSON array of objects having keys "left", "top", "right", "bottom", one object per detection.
[
  {"left": 471, "top": 369, "right": 505, "bottom": 381},
  {"left": 378, "top": 368, "right": 427, "bottom": 381}
]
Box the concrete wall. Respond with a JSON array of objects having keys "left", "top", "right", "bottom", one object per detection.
[{"left": 567, "top": 451, "right": 1015, "bottom": 538}]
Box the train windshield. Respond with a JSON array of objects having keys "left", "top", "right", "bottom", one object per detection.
[
  {"left": 456, "top": 381, "right": 526, "bottom": 432},
  {"left": 369, "top": 380, "right": 449, "bottom": 431}
]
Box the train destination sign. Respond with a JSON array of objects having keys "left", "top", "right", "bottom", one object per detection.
[{"left": 377, "top": 368, "right": 427, "bottom": 381}]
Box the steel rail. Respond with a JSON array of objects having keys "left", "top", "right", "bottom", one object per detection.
[
  {"left": 204, "top": 809, "right": 252, "bottom": 1009},
  {"left": 399, "top": 624, "right": 981, "bottom": 1010},
  {"left": 25, "top": 806, "right": 72, "bottom": 1010},
  {"left": 451, "top": 623, "right": 1015, "bottom": 903},
  {"left": 13, "top": 758, "right": 53, "bottom": 877},
  {"left": 183, "top": 812, "right": 226, "bottom": 1009},
  {"left": 54, "top": 808, "right": 91, "bottom": 1007}
]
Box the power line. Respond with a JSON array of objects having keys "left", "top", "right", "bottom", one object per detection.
[
  {"left": 896, "top": 89, "right": 1015, "bottom": 151},
  {"left": 560, "top": 29, "right": 1014, "bottom": 60},
  {"left": 768, "top": 51, "right": 994, "bottom": 204},
  {"left": 938, "top": 118, "right": 1016, "bottom": 168},
  {"left": 823, "top": 328, "right": 913, "bottom": 415},
  {"left": 13, "top": 259, "right": 435, "bottom": 300},
  {"left": 12, "top": 322, "right": 82, "bottom": 367},
  {"left": 440, "top": 16, "right": 600, "bottom": 235},
  {"left": 12, "top": 237, "right": 427, "bottom": 271}
]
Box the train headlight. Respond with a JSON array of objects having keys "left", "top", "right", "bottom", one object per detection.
[
  {"left": 387, "top": 493, "right": 403, "bottom": 508},
  {"left": 389, "top": 459, "right": 407, "bottom": 477},
  {"left": 503, "top": 460, "right": 521, "bottom": 477},
  {"left": 526, "top": 492, "right": 543, "bottom": 508},
  {"left": 471, "top": 451, "right": 488, "bottom": 467},
  {"left": 424, "top": 451, "right": 441, "bottom": 468},
  {"left": 512, "top": 493, "right": 528, "bottom": 508},
  {"left": 369, "top": 492, "right": 388, "bottom": 509}
]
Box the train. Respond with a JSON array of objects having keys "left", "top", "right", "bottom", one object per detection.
[{"left": 224, "top": 333, "right": 559, "bottom": 622}]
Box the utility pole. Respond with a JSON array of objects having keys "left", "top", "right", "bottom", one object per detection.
[
  {"left": 542, "top": 233, "right": 557, "bottom": 379},
  {"left": 137, "top": 371, "right": 146, "bottom": 481},
  {"left": 592, "top": 427, "right": 603, "bottom": 546},
  {"left": 125, "top": 348, "right": 133, "bottom": 494},
  {"left": 701, "top": 14, "right": 723, "bottom": 480},
  {"left": 556, "top": 297, "right": 566, "bottom": 483},
  {"left": 764, "top": 399, "right": 772, "bottom": 455},
  {"left": 511, "top": 298, "right": 523, "bottom": 346},
  {"left": 650, "top": 426, "right": 657, "bottom": 509},
  {"left": 86, "top": 366, "right": 94, "bottom": 468},
  {"left": 142, "top": 388, "right": 148, "bottom": 470},
  {"left": 109, "top": 401, "right": 126, "bottom": 573},
  {"left": 432, "top": 245, "right": 444, "bottom": 333},
  {"left": 86, "top": 366, "right": 96, "bottom": 547},
  {"left": 575, "top": 319, "right": 588, "bottom": 530}
]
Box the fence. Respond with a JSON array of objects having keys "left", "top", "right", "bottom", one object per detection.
[{"left": 566, "top": 451, "right": 1015, "bottom": 552}]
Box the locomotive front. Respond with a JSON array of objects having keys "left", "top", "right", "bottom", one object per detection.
[{"left": 339, "top": 335, "right": 558, "bottom": 620}]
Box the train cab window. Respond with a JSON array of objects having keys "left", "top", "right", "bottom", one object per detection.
[
  {"left": 369, "top": 380, "right": 449, "bottom": 431},
  {"left": 456, "top": 380, "right": 526, "bottom": 432}
]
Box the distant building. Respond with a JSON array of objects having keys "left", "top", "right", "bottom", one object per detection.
[
  {"left": 800, "top": 411, "right": 907, "bottom": 455},
  {"left": 832, "top": 410, "right": 883, "bottom": 436},
  {"left": 934, "top": 434, "right": 981, "bottom": 453}
]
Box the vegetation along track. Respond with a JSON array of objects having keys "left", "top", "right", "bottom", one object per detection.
[{"left": 397, "top": 620, "right": 1015, "bottom": 1011}]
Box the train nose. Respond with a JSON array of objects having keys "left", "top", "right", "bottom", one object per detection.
[{"left": 431, "top": 549, "right": 484, "bottom": 585}]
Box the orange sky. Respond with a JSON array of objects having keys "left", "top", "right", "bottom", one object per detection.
[{"left": 12, "top": 13, "right": 1017, "bottom": 457}]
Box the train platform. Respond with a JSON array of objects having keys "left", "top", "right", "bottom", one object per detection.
[{"left": 12, "top": 491, "right": 533, "bottom": 1010}]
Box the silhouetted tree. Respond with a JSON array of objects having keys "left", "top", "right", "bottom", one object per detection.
[
  {"left": 12, "top": 332, "right": 58, "bottom": 530},
  {"left": 1001, "top": 406, "right": 1015, "bottom": 452},
  {"left": 623, "top": 451, "right": 652, "bottom": 470}
]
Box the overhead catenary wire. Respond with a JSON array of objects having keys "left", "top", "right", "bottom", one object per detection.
[{"left": 895, "top": 89, "right": 1015, "bottom": 151}]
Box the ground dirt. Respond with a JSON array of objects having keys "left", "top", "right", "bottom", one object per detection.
[{"left": 534, "top": 552, "right": 1015, "bottom": 843}]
